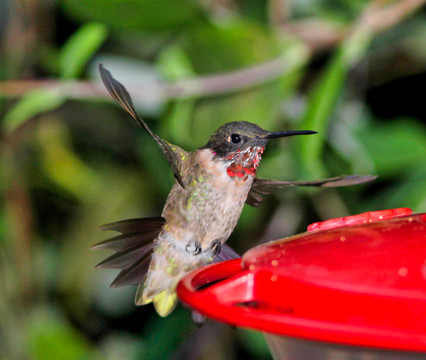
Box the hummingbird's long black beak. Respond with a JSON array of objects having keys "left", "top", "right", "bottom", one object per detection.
[{"left": 264, "top": 130, "right": 317, "bottom": 140}]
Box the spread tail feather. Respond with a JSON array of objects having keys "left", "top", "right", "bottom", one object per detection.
[
  {"left": 134, "top": 242, "right": 240, "bottom": 318},
  {"left": 92, "top": 217, "right": 165, "bottom": 287},
  {"left": 93, "top": 217, "right": 239, "bottom": 318}
]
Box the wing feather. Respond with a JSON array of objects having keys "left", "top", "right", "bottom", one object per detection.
[
  {"left": 99, "top": 64, "right": 186, "bottom": 188},
  {"left": 97, "top": 216, "right": 165, "bottom": 234},
  {"left": 247, "top": 175, "right": 377, "bottom": 207}
]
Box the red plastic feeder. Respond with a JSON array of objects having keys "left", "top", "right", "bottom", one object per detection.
[{"left": 177, "top": 208, "right": 426, "bottom": 360}]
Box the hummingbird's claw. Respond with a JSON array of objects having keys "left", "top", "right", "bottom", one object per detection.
[
  {"left": 210, "top": 240, "right": 222, "bottom": 256},
  {"left": 186, "top": 241, "right": 202, "bottom": 255}
]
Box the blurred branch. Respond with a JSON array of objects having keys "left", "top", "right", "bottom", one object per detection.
[
  {"left": 361, "top": 0, "right": 426, "bottom": 33},
  {"left": 0, "top": 0, "right": 423, "bottom": 102},
  {"left": 281, "top": 20, "right": 349, "bottom": 52},
  {"left": 163, "top": 53, "right": 304, "bottom": 98},
  {"left": 281, "top": 0, "right": 426, "bottom": 52},
  {"left": 0, "top": 51, "right": 305, "bottom": 101},
  {"left": 268, "top": 0, "right": 292, "bottom": 27}
]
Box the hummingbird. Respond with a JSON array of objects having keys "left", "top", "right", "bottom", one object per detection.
[{"left": 92, "top": 65, "right": 376, "bottom": 318}]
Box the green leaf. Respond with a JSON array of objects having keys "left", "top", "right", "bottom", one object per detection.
[
  {"left": 355, "top": 118, "right": 426, "bottom": 175},
  {"left": 35, "top": 119, "right": 103, "bottom": 200},
  {"left": 183, "top": 20, "right": 282, "bottom": 74},
  {"left": 157, "top": 46, "right": 197, "bottom": 145},
  {"left": 157, "top": 45, "right": 195, "bottom": 81},
  {"left": 387, "top": 166, "right": 426, "bottom": 212},
  {"left": 61, "top": 0, "right": 202, "bottom": 31},
  {"left": 297, "top": 26, "right": 372, "bottom": 178},
  {"left": 3, "top": 90, "right": 65, "bottom": 135},
  {"left": 364, "top": 165, "right": 426, "bottom": 213},
  {"left": 59, "top": 22, "right": 108, "bottom": 79}
]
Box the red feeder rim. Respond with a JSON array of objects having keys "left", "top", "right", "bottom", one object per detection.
[{"left": 177, "top": 208, "right": 426, "bottom": 351}]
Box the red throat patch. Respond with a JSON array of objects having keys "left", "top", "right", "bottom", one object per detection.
[{"left": 225, "top": 146, "right": 263, "bottom": 181}]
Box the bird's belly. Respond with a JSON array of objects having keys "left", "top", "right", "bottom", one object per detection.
[{"left": 162, "top": 174, "right": 253, "bottom": 249}]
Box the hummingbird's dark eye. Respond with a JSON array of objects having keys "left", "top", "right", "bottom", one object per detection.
[{"left": 231, "top": 134, "right": 241, "bottom": 144}]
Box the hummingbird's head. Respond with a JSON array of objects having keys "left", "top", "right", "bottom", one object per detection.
[{"left": 204, "top": 121, "right": 316, "bottom": 179}]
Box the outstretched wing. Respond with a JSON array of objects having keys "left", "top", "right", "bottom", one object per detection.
[
  {"left": 99, "top": 64, "right": 186, "bottom": 188},
  {"left": 246, "top": 175, "right": 377, "bottom": 207}
]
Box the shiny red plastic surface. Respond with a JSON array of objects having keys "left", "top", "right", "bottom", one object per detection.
[
  {"left": 177, "top": 210, "right": 426, "bottom": 351},
  {"left": 307, "top": 207, "right": 413, "bottom": 232}
]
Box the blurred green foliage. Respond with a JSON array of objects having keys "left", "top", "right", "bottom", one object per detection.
[
  {"left": 3, "top": 90, "right": 65, "bottom": 135},
  {"left": 59, "top": 22, "right": 109, "bottom": 79},
  {"left": 62, "top": 0, "right": 203, "bottom": 31},
  {"left": 0, "top": 0, "right": 425, "bottom": 359}
]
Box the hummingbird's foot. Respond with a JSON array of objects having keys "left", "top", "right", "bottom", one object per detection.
[
  {"left": 186, "top": 241, "right": 202, "bottom": 255},
  {"left": 209, "top": 240, "right": 222, "bottom": 256}
]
